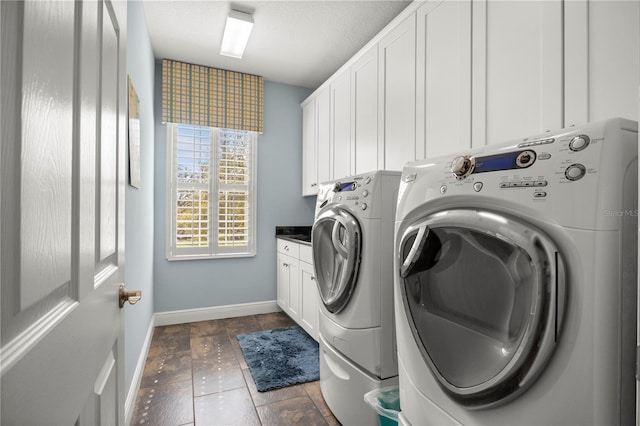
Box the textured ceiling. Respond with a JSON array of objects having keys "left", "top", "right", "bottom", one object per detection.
[{"left": 142, "top": 0, "right": 412, "bottom": 89}]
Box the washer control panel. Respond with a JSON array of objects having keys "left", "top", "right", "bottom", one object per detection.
[
  {"left": 420, "top": 124, "right": 608, "bottom": 204},
  {"left": 399, "top": 118, "right": 638, "bottom": 230}
]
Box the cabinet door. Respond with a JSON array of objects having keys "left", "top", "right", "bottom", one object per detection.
[
  {"left": 276, "top": 252, "right": 291, "bottom": 312},
  {"left": 316, "top": 86, "right": 332, "bottom": 185},
  {"left": 300, "top": 261, "right": 319, "bottom": 341},
  {"left": 472, "top": 0, "right": 562, "bottom": 147},
  {"left": 352, "top": 46, "right": 380, "bottom": 174},
  {"left": 379, "top": 13, "right": 417, "bottom": 171},
  {"left": 565, "top": 0, "right": 639, "bottom": 125},
  {"left": 302, "top": 99, "right": 317, "bottom": 196},
  {"left": 417, "top": 0, "right": 471, "bottom": 159},
  {"left": 287, "top": 258, "right": 301, "bottom": 322},
  {"left": 332, "top": 71, "right": 352, "bottom": 179}
]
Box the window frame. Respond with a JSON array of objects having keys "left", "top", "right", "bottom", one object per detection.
[{"left": 165, "top": 123, "right": 257, "bottom": 261}]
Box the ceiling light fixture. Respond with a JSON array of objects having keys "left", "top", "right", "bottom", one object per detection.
[{"left": 220, "top": 10, "right": 254, "bottom": 59}]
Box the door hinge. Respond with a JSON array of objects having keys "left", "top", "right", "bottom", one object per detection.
[{"left": 636, "top": 345, "right": 640, "bottom": 381}]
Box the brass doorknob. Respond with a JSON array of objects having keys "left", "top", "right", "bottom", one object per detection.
[{"left": 119, "top": 284, "right": 142, "bottom": 308}]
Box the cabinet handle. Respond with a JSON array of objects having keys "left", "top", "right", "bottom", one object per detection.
[
  {"left": 311, "top": 276, "right": 315, "bottom": 281},
  {"left": 283, "top": 263, "right": 289, "bottom": 268},
  {"left": 284, "top": 245, "right": 289, "bottom": 251}
]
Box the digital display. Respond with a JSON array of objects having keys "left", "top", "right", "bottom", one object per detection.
[
  {"left": 336, "top": 182, "right": 357, "bottom": 192},
  {"left": 474, "top": 150, "right": 535, "bottom": 174},
  {"left": 474, "top": 153, "right": 517, "bottom": 173}
]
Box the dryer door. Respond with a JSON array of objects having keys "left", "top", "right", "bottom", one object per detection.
[
  {"left": 398, "top": 209, "right": 566, "bottom": 409},
  {"left": 312, "top": 207, "right": 362, "bottom": 314}
]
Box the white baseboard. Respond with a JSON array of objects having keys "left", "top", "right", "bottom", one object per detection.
[
  {"left": 124, "top": 317, "right": 156, "bottom": 426},
  {"left": 154, "top": 300, "right": 281, "bottom": 327}
]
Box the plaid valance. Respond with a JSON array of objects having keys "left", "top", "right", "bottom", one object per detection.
[{"left": 162, "top": 59, "right": 264, "bottom": 133}]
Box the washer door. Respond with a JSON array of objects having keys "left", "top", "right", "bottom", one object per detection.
[
  {"left": 312, "top": 207, "right": 362, "bottom": 314},
  {"left": 398, "top": 209, "right": 566, "bottom": 408}
]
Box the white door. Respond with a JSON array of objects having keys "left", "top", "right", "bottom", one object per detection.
[{"left": 1, "top": 1, "right": 132, "bottom": 424}]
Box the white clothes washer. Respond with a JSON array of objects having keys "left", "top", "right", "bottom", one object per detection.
[
  {"left": 394, "top": 118, "right": 638, "bottom": 425},
  {"left": 312, "top": 170, "right": 401, "bottom": 425}
]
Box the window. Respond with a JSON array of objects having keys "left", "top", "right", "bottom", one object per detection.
[{"left": 166, "top": 123, "right": 257, "bottom": 260}]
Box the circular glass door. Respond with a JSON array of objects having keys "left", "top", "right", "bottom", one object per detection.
[
  {"left": 398, "top": 209, "right": 566, "bottom": 408},
  {"left": 312, "top": 207, "right": 361, "bottom": 313}
]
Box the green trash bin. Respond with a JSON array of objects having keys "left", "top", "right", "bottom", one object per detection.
[{"left": 364, "top": 386, "right": 401, "bottom": 426}]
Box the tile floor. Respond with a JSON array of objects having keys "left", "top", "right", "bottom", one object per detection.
[{"left": 131, "top": 312, "right": 341, "bottom": 426}]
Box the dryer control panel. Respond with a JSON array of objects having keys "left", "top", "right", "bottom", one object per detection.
[
  {"left": 398, "top": 118, "right": 638, "bottom": 231},
  {"left": 444, "top": 134, "right": 595, "bottom": 185},
  {"left": 315, "top": 170, "right": 401, "bottom": 221}
]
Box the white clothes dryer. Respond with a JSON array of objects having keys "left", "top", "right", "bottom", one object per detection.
[
  {"left": 394, "top": 118, "right": 638, "bottom": 425},
  {"left": 312, "top": 170, "right": 401, "bottom": 425}
]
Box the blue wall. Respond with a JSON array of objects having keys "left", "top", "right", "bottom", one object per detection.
[
  {"left": 124, "top": 0, "right": 155, "bottom": 399},
  {"left": 153, "top": 74, "right": 315, "bottom": 312}
]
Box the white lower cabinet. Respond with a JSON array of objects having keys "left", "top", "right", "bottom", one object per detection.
[
  {"left": 277, "top": 251, "right": 300, "bottom": 322},
  {"left": 276, "top": 239, "right": 319, "bottom": 341},
  {"left": 299, "top": 255, "right": 319, "bottom": 340}
]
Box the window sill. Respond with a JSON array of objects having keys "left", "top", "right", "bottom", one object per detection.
[{"left": 167, "top": 252, "right": 256, "bottom": 261}]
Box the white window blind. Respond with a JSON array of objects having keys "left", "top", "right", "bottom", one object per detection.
[{"left": 167, "top": 123, "right": 257, "bottom": 260}]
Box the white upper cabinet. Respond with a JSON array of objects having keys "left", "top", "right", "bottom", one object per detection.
[
  {"left": 302, "top": 86, "right": 331, "bottom": 195},
  {"left": 332, "top": 70, "right": 353, "bottom": 179},
  {"left": 352, "top": 46, "right": 380, "bottom": 174},
  {"left": 471, "top": 0, "right": 563, "bottom": 148},
  {"left": 379, "top": 13, "right": 417, "bottom": 172},
  {"left": 301, "top": 98, "right": 317, "bottom": 196},
  {"left": 301, "top": 0, "right": 639, "bottom": 191},
  {"left": 565, "top": 0, "right": 639, "bottom": 125},
  {"left": 416, "top": 0, "right": 472, "bottom": 159},
  {"left": 316, "top": 86, "right": 332, "bottom": 185}
]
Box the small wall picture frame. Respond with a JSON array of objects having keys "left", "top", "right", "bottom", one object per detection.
[{"left": 128, "top": 76, "right": 141, "bottom": 189}]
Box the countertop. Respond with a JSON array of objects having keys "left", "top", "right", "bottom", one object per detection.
[{"left": 275, "top": 226, "right": 312, "bottom": 246}]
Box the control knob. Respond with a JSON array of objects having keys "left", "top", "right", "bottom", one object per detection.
[
  {"left": 450, "top": 155, "right": 476, "bottom": 180},
  {"left": 565, "top": 163, "right": 586, "bottom": 181},
  {"left": 569, "top": 135, "right": 590, "bottom": 152}
]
